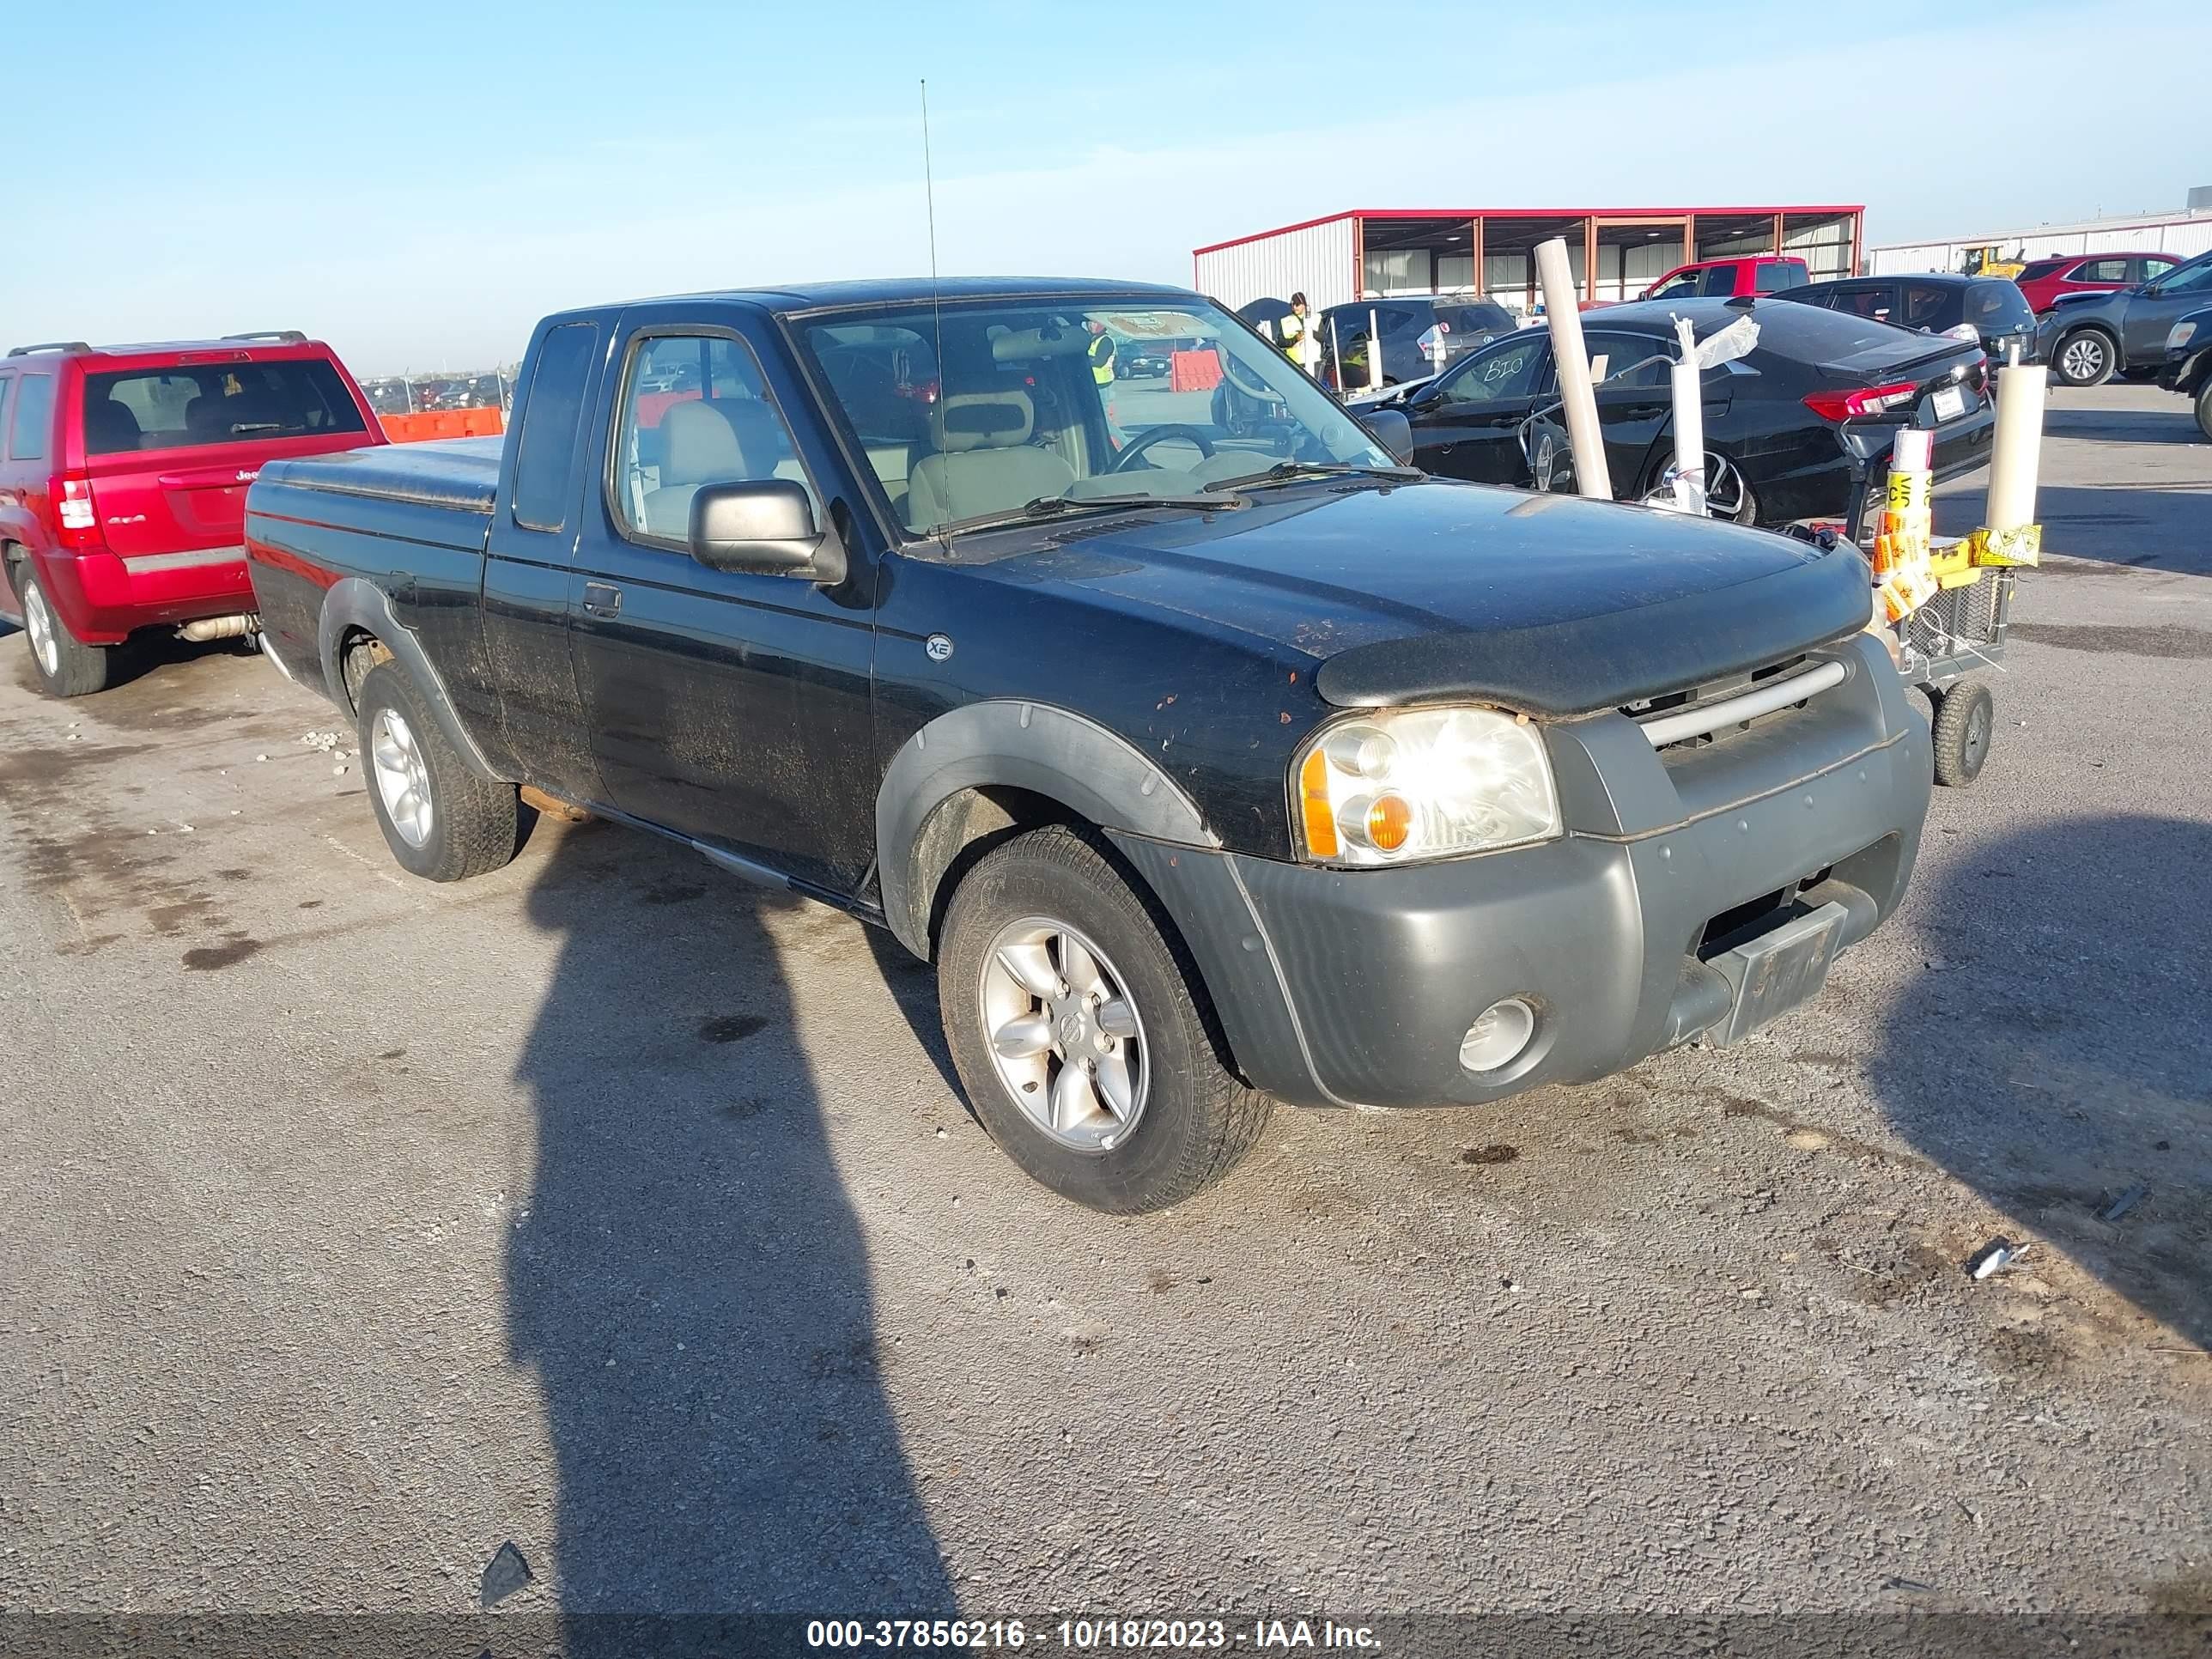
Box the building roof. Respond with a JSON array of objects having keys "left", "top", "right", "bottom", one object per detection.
[{"left": 1871, "top": 207, "right": 2212, "bottom": 251}]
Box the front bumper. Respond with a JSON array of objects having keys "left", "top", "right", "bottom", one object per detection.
[{"left": 1115, "top": 633, "right": 1930, "bottom": 1109}]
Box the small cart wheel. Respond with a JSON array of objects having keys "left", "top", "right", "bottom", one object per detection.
[{"left": 1930, "top": 678, "right": 1995, "bottom": 787}]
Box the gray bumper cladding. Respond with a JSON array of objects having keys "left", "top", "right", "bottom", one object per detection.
[{"left": 1123, "top": 634, "right": 1932, "bottom": 1110}]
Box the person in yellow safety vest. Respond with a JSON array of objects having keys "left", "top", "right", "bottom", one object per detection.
[
  {"left": 1279, "top": 292, "right": 1310, "bottom": 372},
  {"left": 1086, "top": 320, "right": 1116, "bottom": 386}
]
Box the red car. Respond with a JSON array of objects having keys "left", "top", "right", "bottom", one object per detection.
[
  {"left": 2014, "top": 252, "right": 2182, "bottom": 315},
  {"left": 1638, "top": 255, "right": 1809, "bottom": 301},
  {"left": 0, "top": 332, "right": 381, "bottom": 696}
]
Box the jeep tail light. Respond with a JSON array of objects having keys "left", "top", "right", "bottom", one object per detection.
[
  {"left": 1802, "top": 380, "right": 1919, "bottom": 422},
  {"left": 54, "top": 473, "right": 101, "bottom": 548}
]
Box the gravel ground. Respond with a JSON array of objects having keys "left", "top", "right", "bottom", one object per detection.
[{"left": 0, "top": 386, "right": 2204, "bottom": 1645}]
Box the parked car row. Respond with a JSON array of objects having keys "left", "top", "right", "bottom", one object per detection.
[
  {"left": 1356, "top": 294, "right": 1992, "bottom": 535},
  {"left": 2034, "top": 246, "right": 2212, "bottom": 386}
]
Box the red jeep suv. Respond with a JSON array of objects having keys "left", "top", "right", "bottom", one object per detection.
[{"left": 0, "top": 332, "right": 382, "bottom": 696}]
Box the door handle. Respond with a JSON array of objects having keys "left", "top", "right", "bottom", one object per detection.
[{"left": 581, "top": 581, "right": 623, "bottom": 618}]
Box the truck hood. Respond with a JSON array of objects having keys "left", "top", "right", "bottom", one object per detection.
[{"left": 967, "top": 479, "right": 1874, "bottom": 718}]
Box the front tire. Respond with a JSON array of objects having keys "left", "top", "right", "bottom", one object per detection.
[
  {"left": 2195, "top": 377, "right": 2212, "bottom": 443},
  {"left": 17, "top": 571, "right": 111, "bottom": 698},
  {"left": 1929, "top": 678, "right": 1995, "bottom": 787},
  {"left": 354, "top": 658, "right": 520, "bottom": 881},
  {"left": 2052, "top": 329, "right": 2116, "bottom": 388},
  {"left": 937, "top": 826, "right": 1272, "bottom": 1214}
]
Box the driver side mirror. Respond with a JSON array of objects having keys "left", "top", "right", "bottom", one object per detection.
[
  {"left": 1361, "top": 407, "right": 1414, "bottom": 464},
  {"left": 690, "top": 479, "right": 848, "bottom": 585}
]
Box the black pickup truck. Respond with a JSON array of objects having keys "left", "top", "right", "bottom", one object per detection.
[{"left": 246, "top": 277, "right": 1931, "bottom": 1213}]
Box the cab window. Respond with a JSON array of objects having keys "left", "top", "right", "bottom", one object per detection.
[{"left": 610, "top": 333, "right": 817, "bottom": 545}]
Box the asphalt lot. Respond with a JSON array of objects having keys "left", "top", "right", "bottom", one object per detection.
[{"left": 1, "top": 386, "right": 2205, "bottom": 1641}]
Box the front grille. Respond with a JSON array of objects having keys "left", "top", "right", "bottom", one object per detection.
[{"left": 1622, "top": 654, "right": 1819, "bottom": 752}]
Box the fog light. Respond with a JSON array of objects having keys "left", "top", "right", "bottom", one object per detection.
[{"left": 1460, "top": 997, "right": 1537, "bottom": 1073}]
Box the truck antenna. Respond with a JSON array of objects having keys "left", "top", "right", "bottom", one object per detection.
[{"left": 921, "top": 78, "right": 954, "bottom": 548}]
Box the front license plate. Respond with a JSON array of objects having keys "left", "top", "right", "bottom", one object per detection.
[
  {"left": 1705, "top": 902, "right": 1847, "bottom": 1046},
  {"left": 1931, "top": 385, "right": 1966, "bottom": 422}
]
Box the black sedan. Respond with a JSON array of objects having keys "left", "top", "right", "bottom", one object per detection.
[
  {"left": 1371, "top": 298, "right": 1994, "bottom": 532},
  {"left": 2036, "top": 247, "right": 2212, "bottom": 386},
  {"left": 1776, "top": 272, "right": 2038, "bottom": 365}
]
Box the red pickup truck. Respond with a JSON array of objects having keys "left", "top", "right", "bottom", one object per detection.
[{"left": 0, "top": 332, "right": 381, "bottom": 696}]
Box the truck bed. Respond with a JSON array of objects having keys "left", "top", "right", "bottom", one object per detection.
[{"left": 246, "top": 437, "right": 505, "bottom": 708}]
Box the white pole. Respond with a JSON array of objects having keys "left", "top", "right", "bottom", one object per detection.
[
  {"left": 1534, "top": 237, "right": 1610, "bottom": 500},
  {"left": 1367, "top": 307, "right": 1385, "bottom": 392},
  {"left": 1329, "top": 317, "right": 1343, "bottom": 392},
  {"left": 1668, "top": 314, "right": 1705, "bottom": 516},
  {"left": 1985, "top": 364, "right": 2049, "bottom": 533}
]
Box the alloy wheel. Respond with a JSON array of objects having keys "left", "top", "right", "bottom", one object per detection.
[
  {"left": 22, "top": 582, "right": 60, "bottom": 678},
  {"left": 2060, "top": 335, "right": 2107, "bottom": 384},
  {"left": 978, "top": 916, "right": 1149, "bottom": 1153},
  {"left": 370, "top": 708, "right": 435, "bottom": 848}
]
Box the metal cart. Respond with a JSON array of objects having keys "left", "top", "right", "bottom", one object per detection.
[{"left": 1894, "top": 562, "right": 2016, "bottom": 787}]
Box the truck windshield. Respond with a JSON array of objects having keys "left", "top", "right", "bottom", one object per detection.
[{"left": 799, "top": 297, "right": 1395, "bottom": 535}]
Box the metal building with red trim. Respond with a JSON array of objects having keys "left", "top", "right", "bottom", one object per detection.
[{"left": 1193, "top": 206, "right": 1865, "bottom": 314}]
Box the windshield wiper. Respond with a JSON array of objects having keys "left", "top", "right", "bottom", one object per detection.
[
  {"left": 944, "top": 490, "right": 1248, "bottom": 533},
  {"left": 1204, "top": 460, "right": 1423, "bottom": 492}
]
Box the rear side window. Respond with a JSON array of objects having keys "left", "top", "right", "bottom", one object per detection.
[
  {"left": 1900, "top": 283, "right": 1960, "bottom": 329},
  {"left": 1754, "top": 262, "right": 1807, "bottom": 293},
  {"left": 2018, "top": 258, "right": 2067, "bottom": 281},
  {"left": 1828, "top": 285, "right": 1894, "bottom": 323},
  {"left": 1699, "top": 266, "right": 1738, "bottom": 296},
  {"left": 510, "top": 322, "right": 599, "bottom": 533},
  {"left": 2075, "top": 258, "right": 2130, "bottom": 284},
  {"left": 9, "top": 374, "right": 54, "bottom": 461},
  {"left": 81, "top": 360, "right": 365, "bottom": 456},
  {"left": 1585, "top": 331, "right": 1669, "bottom": 388},
  {"left": 1968, "top": 282, "right": 2033, "bottom": 326}
]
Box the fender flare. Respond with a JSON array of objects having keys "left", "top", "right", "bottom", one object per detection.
[
  {"left": 317, "top": 577, "right": 508, "bottom": 782},
  {"left": 876, "top": 699, "right": 1218, "bottom": 957}
]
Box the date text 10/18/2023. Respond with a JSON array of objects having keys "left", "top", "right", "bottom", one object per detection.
[{"left": 805, "top": 1619, "right": 1383, "bottom": 1650}]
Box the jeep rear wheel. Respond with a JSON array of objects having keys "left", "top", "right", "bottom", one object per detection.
[
  {"left": 17, "top": 572, "right": 111, "bottom": 698},
  {"left": 937, "top": 826, "right": 1271, "bottom": 1213},
  {"left": 354, "top": 659, "right": 521, "bottom": 881}
]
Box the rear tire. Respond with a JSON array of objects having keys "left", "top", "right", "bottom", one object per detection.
[
  {"left": 354, "top": 658, "right": 520, "bottom": 881},
  {"left": 937, "top": 825, "right": 1272, "bottom": 1214},
  {"left": 1929, "top": 678, "right": 1994, "bottom": 787},
  {"left": 17, "top": 571, "right": 111, "bottom": 698},
  {"left": 2052, "top": 329, "right": 2116, "bottom": 388}
]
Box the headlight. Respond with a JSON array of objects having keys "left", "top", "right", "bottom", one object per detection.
[
  {"left": 1293, "top": 706, "right": 1560, "bottom": 866},
  {"left": 2168, "top": 321, "right": 2198, "bottom": 352}
]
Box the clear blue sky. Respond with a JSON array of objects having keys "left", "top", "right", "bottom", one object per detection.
[{"left": 9, "top": 0, "right": 2206, "bottom": 375}]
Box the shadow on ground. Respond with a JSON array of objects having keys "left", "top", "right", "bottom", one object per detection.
[
  {"left": 505, "top": 823, "right": 953, "bottom": 1639},
  {"left": 1869, "top": 813, "right": 2211, "bottom": 1352},
  {"left": 2041, "top": 401, "right": 2203, "bottom": 447},
  {"left": 1936, "top": 479, "right": 2212, "bottom": 579}
]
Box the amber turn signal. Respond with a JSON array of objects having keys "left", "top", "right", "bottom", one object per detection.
[{"left": 1298, "top": 748, "right": 1339, "bottom": 859}]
